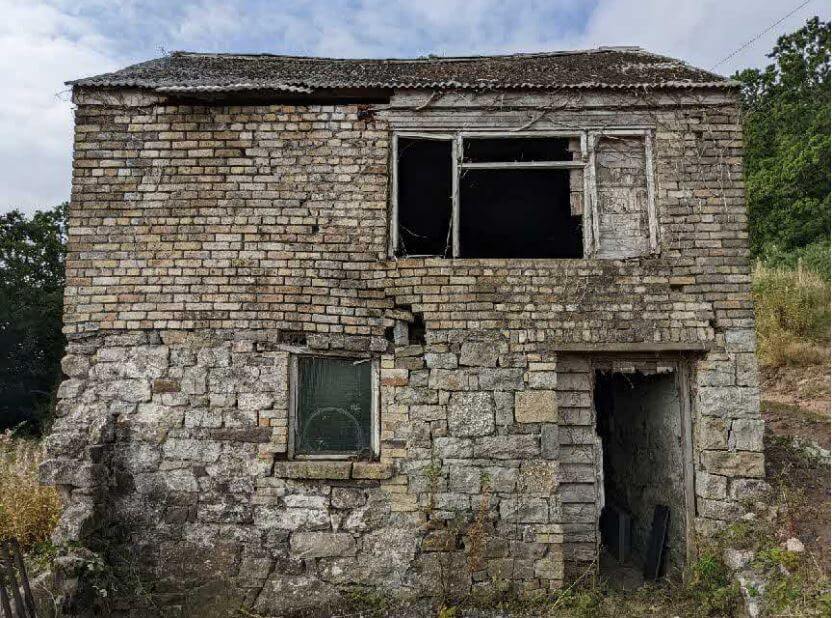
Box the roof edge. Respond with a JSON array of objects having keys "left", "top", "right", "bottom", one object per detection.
[{"left": 164, "top": 46, "right": 648, "bottom": 64}]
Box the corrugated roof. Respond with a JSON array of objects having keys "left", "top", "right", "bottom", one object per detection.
[{"left": 69, "top": 48, "right": 736, "bottom": 93}]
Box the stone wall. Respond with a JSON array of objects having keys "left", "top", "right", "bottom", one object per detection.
[{"left": 42, "top": 87, "right": 765, "bottom": 614}]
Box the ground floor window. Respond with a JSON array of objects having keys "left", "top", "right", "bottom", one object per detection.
[{"left": 290, "top": 356, "right": 377, "bottom": 459}]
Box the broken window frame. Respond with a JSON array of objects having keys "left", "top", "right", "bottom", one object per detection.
[
  {"left": 586, "top": 128, "right": 659, "bottom": 255},
  {"left": 390, "top": 128, "right": 659, "bottom": 258},
  {"left": 287, "top": 353, "right": 380, "bottom": 461}
]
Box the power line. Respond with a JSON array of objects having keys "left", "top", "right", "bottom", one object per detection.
[{"left": 709, "top": 0, "right": 814, "bottom": 71}]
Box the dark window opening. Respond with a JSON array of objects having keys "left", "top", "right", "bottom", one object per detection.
[
  {"left": 396, "top": 137, "right": 453, "bottom": 257},
  {"left": 463, "top": 137, "right": 571, "bottom": 163},
  {"left": 294, "top": 357, "right": 373, "bottom": 457},
  {"left": 459, "top": 169, "right": 582, "bottom": 258}
]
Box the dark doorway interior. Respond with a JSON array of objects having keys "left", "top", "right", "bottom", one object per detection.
[{"left": 595, "top": 370, "right": 687, "bottom": 578}]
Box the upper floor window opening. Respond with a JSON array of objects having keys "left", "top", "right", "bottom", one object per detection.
[{"left": 391, "top": 130, "right": 658, "bottom": 260}]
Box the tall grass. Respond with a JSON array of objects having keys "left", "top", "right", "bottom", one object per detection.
[
  {"left": 0, "top": 430, "right": 61, "bottom": 549},
  {"left": 753, "top": 261, "right": 831, "bottom": 367}
]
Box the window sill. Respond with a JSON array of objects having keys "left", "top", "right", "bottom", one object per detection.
[{"left": 273, "top": 460, "right": 394, "bottom": 480}]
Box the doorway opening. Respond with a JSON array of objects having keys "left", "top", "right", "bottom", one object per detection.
[{"left": 594, "top": 369, "right": 688, "bottom": 583}]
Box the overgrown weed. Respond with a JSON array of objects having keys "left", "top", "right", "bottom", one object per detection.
[
  {"left": 753, "top": 262, "right": 830, "bottom": 367},
  {"left": 0, "top": 428, "right": 61, "bottom": 549}
]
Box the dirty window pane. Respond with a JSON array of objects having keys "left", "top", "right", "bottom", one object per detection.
[
  {"left": 295, "top": 357, "right": 372, "bottom": 455},
  {"left": 463, "top": 137, "right": 571, "bottom": 163},
  {"left": 396, "top": 137, "right": 453, "bottom": 257}
]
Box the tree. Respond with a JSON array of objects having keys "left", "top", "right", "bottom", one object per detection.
[
  {"left": 0, "top": 203, "right": 67, "bottom": 433},
  {"left": 734, "top": 17, "right": 830, "bottom": 274}
]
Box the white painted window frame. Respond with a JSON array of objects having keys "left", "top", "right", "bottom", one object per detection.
[
  {"left": 390, "top": 128, "right": 658, "bottom": 258},
  {"left": 288, "top": 353, "right": 380, "bottom": 461}
]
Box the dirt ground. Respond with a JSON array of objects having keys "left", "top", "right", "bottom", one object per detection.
[{"left": 760, "top": 360, "right": 830, "bottom": 566}]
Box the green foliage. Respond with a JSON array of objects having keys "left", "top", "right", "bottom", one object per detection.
[
  {"left": 734, "top": 18, "right": 831, "bottom": 265},
  {"left": 684, "top": 550, "right": 742, "bottom": 617},
  {"left": 761, "top": 238, "right": 830, "bottom": 279},
  {"left": 0, "top": 204, "right": 67, "bottom": 433},
  {"left": 752, "top": 262, "right": 830, "bottom": 366}
]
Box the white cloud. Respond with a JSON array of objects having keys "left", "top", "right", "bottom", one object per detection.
[
  {"left": 0, "top": 0, "right": 121, "bottom": 213},
  {"left": 574, "top": 0, "right": 829, "bottom": 76},
  {"left": 0, "top": 0, "right": 828, "bottom": 214}
]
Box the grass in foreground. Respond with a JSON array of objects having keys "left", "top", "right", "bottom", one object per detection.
[
  {"left": 753, "top": 262, "right": 830, "bottom": 367},
  {"left": 0, "top": 429, "right": 61, "bottom": 550}
]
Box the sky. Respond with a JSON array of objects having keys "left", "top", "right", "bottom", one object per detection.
[{"left": 1, "top": 0, "right": 829, "bottom": 215}]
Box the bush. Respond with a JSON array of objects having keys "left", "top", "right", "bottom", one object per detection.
[
  {"left": 761, "top": 239, "right": 831, "bottom": 280},
  {"left": 0, "top": 430, "right": 61, "bottom": 549},
  {"left": 753, "top": 262, "right": 830, "bottom": 366}
]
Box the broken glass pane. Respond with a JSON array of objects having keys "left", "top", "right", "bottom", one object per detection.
[{"left": 295, "top": 357, "right": 372, "bottom": 455}]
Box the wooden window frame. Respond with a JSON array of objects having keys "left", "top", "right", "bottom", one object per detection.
[
  {"left": 586, "top": 128, "right": 659, "bottom": 255},
  {"left": 390, "top": 128, "right": 659, "bottom": 258},
  {"left": 287, "top": 353, "right": 380, "bottom": 461}
]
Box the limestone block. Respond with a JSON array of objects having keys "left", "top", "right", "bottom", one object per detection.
[
  {"left": 61, "top": 355, "right": 90, "bottom": 378},
  {"left": 428, "top": 369, "right": 469, "bottom": 391},
  {"left": 734, "top": 354, "right": 759, "bottom": 388},
  {"left": 459, "top": 342, "right": 499, "bottom": 367},
  {"left": 57, "top": 378, "right": 85, "bottom": 400},
  {"left": 702, "top": 450, "right": 765, "bottom": 478},
  {"left": 238, "top": 393, "right": 274, "bottom": 410},
  {"left": 518, "top": 461, "right": 558, "bottom": 496},
  {"left": 99, "top": 379, "right": 151, "bottom": 403},
  {"left": 699, "top": 417, "right": 729, "bottom": 449},
  {"left": 473, "top": 435, "right": 539, "bottom": 459},
  {"left": 290, "top": 532, "right": 356, "bottom": 558},
  {"left": 273, "top": 461, "right": 351, "bottom": 480},
  {"left": 449, "top": 466, "right": 482, "bottom": 494},
  {"left": 728, "top": 478, "right": 770, "bottom": 500},
  {"left": 433, "top": 437, "right": 473, "bottom": 459},
  {"left": 515, "top": 391, "right": 557, "bottom": 423},
  {"left": 424, "top": 352, "right": 457, "bottom": 369},
  {"left": 729, "top": 419, "right": 764, "bottom": 451},
  {"left": 477, "top": 368, "right": 524, "bottom": 391},
  {"left": 331, "top": 487, "right": 366, "bottom": 509},
  {"left": 541, "top": 424, "right": 559, "bottom": 459},
  {"left": 534, "top": 557, "right": 564, "bottom": 580},
  {"left": 494, "top": 391, "right": 514, "bottom": 425},
  {"left": 482, "top": 466, "right": 519, "bottom": 493},
  {"left": 253, "top": 573, "right": 340, "bottom": 615},
  {"left": 181, "top": 367, "right": 207, "bottom": 395},
  {"left": 351, "top": 461, "right": 394, "bottom": 479},
  {"left": 162, "top": 438, "right": 221, "bottom": 463},
  {"left": 725, "top": 330, "right": 757, "bottom": 353},
  {"left": 381, "top": 368, "right": 409, "bottom": 386},
  {"left": 254, "top": 505, "right": 330, "bottom": 531},
  {"left": 528, "top": 371, "right": 558, "bottom": 389},
  {"left": 421, "top": 530, "right": 456, "bottom": 552},
  {"left": 698, "top": 386, "right": 760, "bottom": 419},
  {"left": 499, "top": 497, "right": 548, "bottom": 523},
  {"left": 152, "top": 378, "right": 180, "bottom": 394},
  {"left": 696, "top": 470, "right": 727, "bottom": 500},
  {"left": 447, "top": 392, "right": 495, "bottom": 437}
]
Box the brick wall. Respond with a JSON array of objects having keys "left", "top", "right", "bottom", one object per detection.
[{"left": 42, "top": 88, "right": 764, "bottom": 614}]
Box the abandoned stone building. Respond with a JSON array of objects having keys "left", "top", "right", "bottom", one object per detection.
[{"left": 43, "top": 47, "right": 766, "bottom": 614}]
